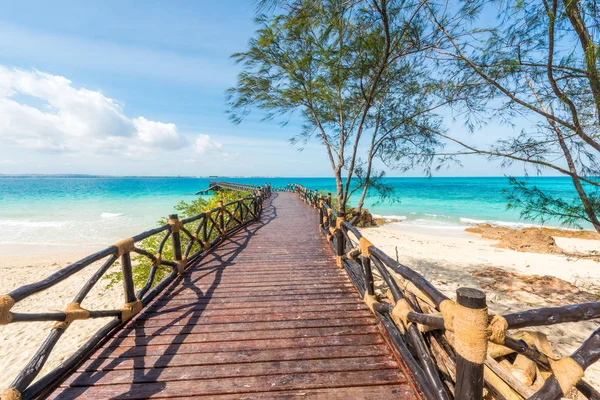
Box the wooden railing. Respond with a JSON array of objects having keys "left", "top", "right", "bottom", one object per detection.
[
  {"left": 207, "top": 181, "right": 268, "bottom": 194},
  {"left": 294, "top": 184, "right": 600, "bottom": 400},
  {"left": 0, "top": 185, "right": 271, "bottom": 400}
]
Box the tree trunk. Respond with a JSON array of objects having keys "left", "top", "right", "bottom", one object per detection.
[
  {"left": 334, "top": 167, "right": 345, "bottom": 213},
  {"left": 555, "top": 131, "right": 600, "bottom": 232},
  {"left": 356, "top": 155, "right": 375, "bottom": 214}
]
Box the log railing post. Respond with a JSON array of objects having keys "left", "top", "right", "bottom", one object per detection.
[
  {"left": 334, "top": 212, "right": 345, "bottom": 269},
  {"left": 252, "top": 195, "right": 258, "bottom": 219},
  {"left": 326, "top": 193, "right": 332, "bottom": 207},
  {"left": 120, "top": 251, "right": 136, "bottom": 304},
  {"left": 318, "top": 198, "right": 324, "bottom": 231},
  {"left": 239, "top": 198, "right": 244, "bottom": 222},
  {"left": 169, "top": 214, "right": 185, "bottom": 275},
  {"left": 362, "top": 254, "right": 375, "bottom": 296},
  {"left": 218, "top": 201, "right": 225, "bottom": 236},
  {"left": 454, "top": 287, "right": 488, "bottom": 400},
  {"left": 202, "top": 213, "right": 209, "bottom": 246}
]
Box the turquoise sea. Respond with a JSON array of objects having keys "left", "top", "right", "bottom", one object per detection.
[{"left": 0, "top": 176, "right": 587, "bottom": 250}]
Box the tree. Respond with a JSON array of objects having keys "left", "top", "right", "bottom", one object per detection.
[
  {"left": 424, "top": 0, "right": 600, "bottom": 231},
  {"left": 228, "top": 0, "right": 444, "bottom": 214}
]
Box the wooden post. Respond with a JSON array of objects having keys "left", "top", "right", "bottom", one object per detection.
[
  {"left": 362, "top": 255, "right": 375, "bottom": 296},
  {"left": 239, "top": 199, "right": 244, "bottom": 222},
  {"left": 327, "top": 193, "right": 332, "bottom": 207},
  {"left": 334, "top": 212, "right": 345, "bottom": 269},
  {"left": 169, "top": 214, "right": 183, "bottom": 266},
  {"left": 120, "top": 252, "right": 136, "bottom": 304},
  {"left": 218, "top": 201, "right": 225, "bottom": 236},
  {"left": 318, "top": 198, "right": 324, "bottom": 230},
  {"left": 252, "top": 195, "right": 259, "bottom": 220},
  {"left": 454, "top": 287, "right": 487, "bottom": 400},
  {"left": 202, "top": 214, "right": 209, "bottom": 245}
]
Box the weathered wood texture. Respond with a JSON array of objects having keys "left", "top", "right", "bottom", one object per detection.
[{"left": 47, "top": 193, "right": 416, "bottom": 399}]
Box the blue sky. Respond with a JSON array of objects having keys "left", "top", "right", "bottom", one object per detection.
[{"left": 0, "top": 0, "right": 541, "bottom": 177}]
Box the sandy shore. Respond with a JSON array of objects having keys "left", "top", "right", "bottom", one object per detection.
[
  {"left": 1, "top": 223, "right": 599, "bottom": 393},
  {"left": 361, "top": 222, "right": 600, "bottom": 391}
]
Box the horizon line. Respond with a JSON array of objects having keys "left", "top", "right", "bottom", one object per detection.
[{"left": 0, "top": 173, "right": 569, "bottom": 179}]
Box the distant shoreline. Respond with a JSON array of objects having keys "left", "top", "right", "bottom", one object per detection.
[
  {"left": 0, "top": 173, "right": 573, "bottom": 178},
  {"left": 0, "top": 176, "right": 594, "bottom": 253}
]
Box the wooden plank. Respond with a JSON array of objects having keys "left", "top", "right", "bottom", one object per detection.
[
  {"left": 92, "top": 333, "right": 384, "bottom": 359},
  {"left": 160, "top": 287, "right": 355, "bottom": 300},
  {"left": 77, "top": 344, "right": 394, "bottom": 372},
  {"left": 167, "top": 385, "right": 417, "bottom": 399},
  {"left": 49, "top": 369, "right": 405, "bottom": 399},
  {"left": 179, "top": 277, "right": 350, "bottom": 287},
  {"left": 64, "top": 356, "right": 398, "bottom": 386},
  {"left": 176, "top": 283, "right": 355, "bottom": 292},
  {"left": 117, "top": 317, "right": 377, "bottom": 337},
  {"left": 147, "top": 296, "right": 360, "bottom": 311},
  {"left": 109, "top": 325, "right": 380, "bottom": 347},
  {"left": 133, "top": 310, "right": 373, "bottom": 327},
  {"left": 140, "top": 303, "right": 367, "bottom": 319},
  {"left": 185, "top": 269, "right": 343, "bottom": 278}
]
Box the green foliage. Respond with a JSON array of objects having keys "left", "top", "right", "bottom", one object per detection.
[
  {"left": 318, "top": 189, "right": 339, "bottom": 211},
  {"left": 228, "top": 0, "right": 445, "bottom": 211},
  {"left": 505, "top": 177, "right": 600, "bottom": 229},
  {"left": 104, "top": 189, "right": 252, "bottom": 291},
  {"left": 429, "top": 0, "right": 600, "bottom": 231}
]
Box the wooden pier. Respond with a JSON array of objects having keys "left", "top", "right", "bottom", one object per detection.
[{"left": 47, "top": 193, "right": 417, "bottom": 399}]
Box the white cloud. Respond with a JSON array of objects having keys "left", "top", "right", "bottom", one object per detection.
[
  {"left": 194, "top": 134, "right": 223, "bottom": 154},
  {"left": 193, "top": 134, "right": 238, "bottom": 160},
  {"left": 0, "top": 66, "right": 224, "bottom": 157},
  {"left": 134, "top": 117, "right": 186, "bottom": 150}
]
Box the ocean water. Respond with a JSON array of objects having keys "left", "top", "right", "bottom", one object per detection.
[{"left": 0, "top": 176, "right": 587, "bottom": 250}]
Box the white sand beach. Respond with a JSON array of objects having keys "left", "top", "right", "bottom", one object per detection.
[
  {"left": 0, "top": 252, "right": 123, "bottom": 390},
  {"left": 1, "top": 223, "right": 599, "bottom": 391}
]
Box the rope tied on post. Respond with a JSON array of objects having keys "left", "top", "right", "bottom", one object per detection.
[
  {"left": 113, "top": 237, "right": 135, "bottom": 257},
  {"left": 363, "top": 293, "right": 379, "bottom": 313},
  {"left": 440, "top": 299, "right": 489, "bottom": 364},
  {"left": 549, "top": 357, "right": 584, "bottom": 395},
  {"left": 168, "top": 217, "right": 183, "bottom": 233},
  {"left": 487, "top": 314, "right": 509, "bottom": 344},
  {"left": 391, "top": 298, "right": 413, "bottom": 328},
  {"left": 0, "top": 294, "right": 15, "bottom": 325},
  {"left": 333, "top": 214, "right": 346, "bottom": 268},
  {"left": 176, "top": 257, "right": 188, "bottom": 275},
  {"left": 121, "top": 299, "right": 142, "bottom": 322},
  {"left": 52, "top": 302, "right": 91, "bottom": 330},
  {"left": 1, "top": 387, "right": 21, "bottom": 400},
  {"left": 359, "top": 237, "right": 373, "bottom": 257},
  {"left": 154, "top": 253, "right": 162, "bottom": 266},
  {"left": 440, "top": 300, "right": 509, "bottom": 346}
]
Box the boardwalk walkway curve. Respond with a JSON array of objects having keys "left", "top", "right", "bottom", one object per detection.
[{"left": 48, "top": 192, "right": 417, "bottom": 399}]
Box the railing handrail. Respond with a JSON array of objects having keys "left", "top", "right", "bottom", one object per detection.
[
  {"left": 0, "top": 184, "right": 272, "bottom": 399},
  {"left": 292, "top": 183, "right": 600, "bottom": 400}
]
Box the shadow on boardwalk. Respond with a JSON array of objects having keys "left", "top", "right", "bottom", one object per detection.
[
  {"left": 61, "top": 194, "right": 279, "bottom": 398},
  {"left": 50, "top": 192, "right": 413, "bottom": 399}
]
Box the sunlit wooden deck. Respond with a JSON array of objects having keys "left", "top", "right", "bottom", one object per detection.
[{"left": 48, "top": 193, "right": 417, "bottom": 399}]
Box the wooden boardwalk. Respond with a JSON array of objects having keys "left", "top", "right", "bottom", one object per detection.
[{"left": 48, "top": 193, "right": 417, "bottom": 399}]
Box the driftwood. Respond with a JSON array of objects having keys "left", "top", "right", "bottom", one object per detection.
[
  {"left": 0, "top": 185, "right": 271, "bottom": 399},
  {"left": 294, "top": 184, "right": 600, "bottom": 400}
]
